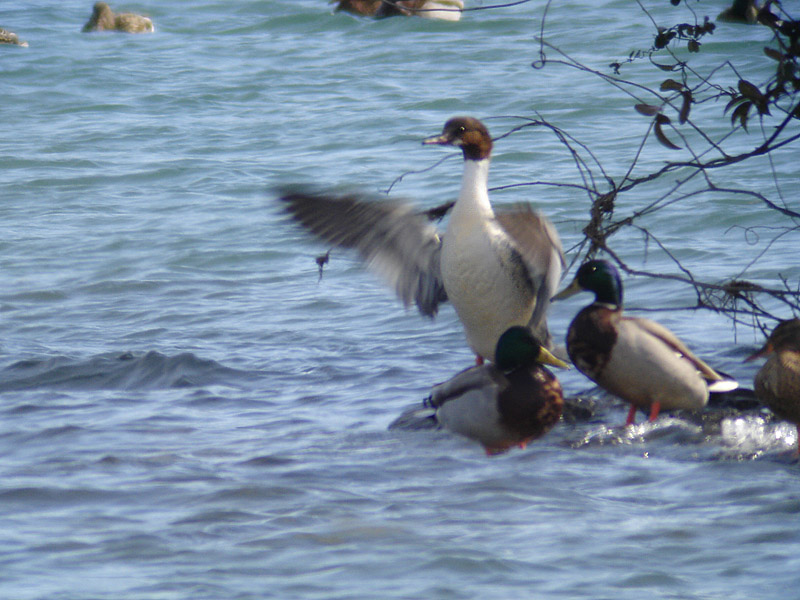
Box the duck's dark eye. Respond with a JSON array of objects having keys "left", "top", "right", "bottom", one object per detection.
[{"left": 457, "top": 126, "right": 466, "bottom": 134}]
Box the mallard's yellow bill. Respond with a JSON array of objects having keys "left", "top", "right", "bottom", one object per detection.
[
  {"left": 536, "top": 347, "right": 571, "bottom": 369},
  {"left": 552, "top": 278, "right": 582, "bottom": 301}
]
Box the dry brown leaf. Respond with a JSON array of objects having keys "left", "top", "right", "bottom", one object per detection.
[
  {"left": 738, "top": 80, "right": 770, "bottom": 115},
  {"left": 653, "top": 62, "right": 679, "bottom": 72},
  {"left": 654, "top": 118, "right": 681, "bottom": 150},
  {"left": 660, "top": 79, "right": 684, "bottom": 92},
  {"left": 731, "top": 101, "right": 752, "bottom": 131},
  {"left": 679, "top": 90, "right": 692, "bottom": 124},
  {"left": 724, "top": 95, "right": 743, "bottom": 114},
  {"left": 738, "top": 80, "right": 766, "bottom": 104},
  {"left": 655, "top": 113, "right": 671, "bottom": 125},
  {"left": 635, "top": 103, "right": 661, "bottom": 116}
]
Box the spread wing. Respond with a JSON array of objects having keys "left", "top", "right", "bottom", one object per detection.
[
  {"left": 495, "top": 205, "right": 565, "bottom": 343},
  {"left": 280, "top": 188, "right": 447, "bottom": 317}
]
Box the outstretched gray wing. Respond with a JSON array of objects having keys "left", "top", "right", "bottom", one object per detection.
[
  {"left": 280, "top": 188, "right": 447, "bottom": 317},
  {"left": 495, "top": 205, "right": 564, "bottom": 344}
]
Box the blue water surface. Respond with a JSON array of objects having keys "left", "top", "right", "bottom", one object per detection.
[{"left": 1, "top": 1, "right": 800, "bottom": 598}]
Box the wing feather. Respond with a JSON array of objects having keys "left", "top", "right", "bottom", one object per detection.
[
  {"left": 624, "top": 316, "right": 724, "bottom": 382},
  {"left": 427, "top": 365, "right": 502, "bottom": 409},
  {"left": 280, "top": 188, "right": 446, "bottom": 317},
  {"left": 495, "top": 205, "right": 564, "bottom": 343}
]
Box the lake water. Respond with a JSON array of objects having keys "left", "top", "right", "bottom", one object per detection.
[{"left": 2, "top": 1, "right": 800, "bottom": 598}]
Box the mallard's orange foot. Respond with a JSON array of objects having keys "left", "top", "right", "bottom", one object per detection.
[
  {"left": 648, "top": 401, "right": 662, "bottom": 422},
  {"left": 485, "top": 442, "right": 514, "bottom": 456},
  {"left": 625, "top": 404, "right": 638, "bottom": 426},
  {"left": 796, "top": 424, "right": 800, "bottom": 454}
]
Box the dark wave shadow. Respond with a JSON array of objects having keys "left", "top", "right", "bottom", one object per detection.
[{"left": 0, "top": 351, "right": 260, "bottom": 392}]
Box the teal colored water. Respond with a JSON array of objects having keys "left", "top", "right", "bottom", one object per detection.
[{"left": 2, "top": 1, "right": 800, "bottom": 598}]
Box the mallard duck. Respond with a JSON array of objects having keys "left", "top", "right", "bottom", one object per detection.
[
  {"left": 281, "top": 117, "right": 564, "bottom": 364},
  {"left": 553, "top": 260, "right": 737, "bottom": 425},
  {"left": 717, "top": 0, "right": 759, "bottom": 23},
  {"left": 746, "top": 319, "right": 800, "bottom": 451},
  {"left": 0, "top": 28, "right": 27, "bottom": 46},
  {"left": 332, "top": 0, "right": 382, "bottom": 15},
  {"left": 425, "top": 326, "right": 568, "bottom": 454},
  {"left": 82, "top": 2, "right": 154, "bottom": 33},
  {"left": 716, "top": 0, "right": 785, "bottom": 27},
  {"left": 379, "top": 0, "right": 463, "bottom": 20},
  {"left": 332, "top": 0, "right": 464, "bottom": 21}
]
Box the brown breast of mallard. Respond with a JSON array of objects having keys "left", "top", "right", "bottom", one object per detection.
[
  {"left": 755, "top": 352, "right": 800, "bottom": 424},
  {"left": 498, "top": 367, "right": 563, "bottom": 441},
  {"left": 567, "top": 304, "right": 619, "bottom": 380}
]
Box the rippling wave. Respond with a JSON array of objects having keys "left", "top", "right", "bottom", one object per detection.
[
  {"left": 2, "top": 1, "right": 799, "bottom": 599},
  {"left": 0, "top": 351, "right": 259, "bottom": 392}
]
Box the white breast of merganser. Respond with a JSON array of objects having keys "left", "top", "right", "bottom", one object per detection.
[{"left": 425, "top": 117, "right": 545, "bottom": 362}]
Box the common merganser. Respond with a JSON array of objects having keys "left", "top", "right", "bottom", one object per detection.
[
  {"left": 281, "top": 116, "right": 564, "bottom": 364},
  {"left": 553, "top": 260, "right": 738, "bottom": 425},
  {"left": 82, "top": 2, "right": 154, "bottom": 33}
]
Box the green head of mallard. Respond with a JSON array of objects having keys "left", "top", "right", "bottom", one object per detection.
[
  {"left": 494, "top": 326, "right": 570, "bottom": 373},
  {"left": 552, "top": 259, "right": 623, "bottom": 307}
]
